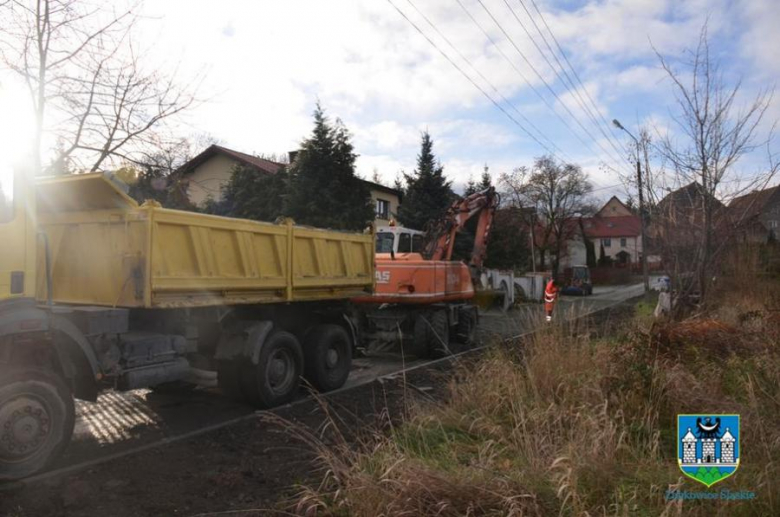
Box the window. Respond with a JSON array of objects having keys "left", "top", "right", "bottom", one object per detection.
[
  {"left": 398, "top": 233, "right": 412, "bottom": 253},
  {"left": 375, "top": 232, "right": 394, "bottom": 253},
  {"left": 602, "top": 238, "right": 611, "bottom": 247},
  {"left": 0, "top": 167, "right": 14, "bottom": 223},
  {"left": 375, "top": 198, "right": 390, "bottom": 219},
  {"left": 412, "top": 234, "right": 424, "bottom": 253},
  {"left": 770, "top": 220, "right": 778, "bottom": 229},
  {"left": 620, "top": 238, "right": 627, "bottom": 247}
]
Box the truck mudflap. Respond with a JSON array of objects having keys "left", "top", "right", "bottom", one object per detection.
[
  {"left": 0, "top": 301, "right": 101, "bottom": 401},
  {"left": 214, "top": 321, "right": 274, "bottom": 364}
]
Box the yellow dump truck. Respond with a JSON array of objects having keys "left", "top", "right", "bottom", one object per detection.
[{"left": 0, "top": 170, "right": 374, "bottom": 480}]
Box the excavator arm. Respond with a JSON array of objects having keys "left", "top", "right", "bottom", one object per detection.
[{"left": 422, "top": 187, "right": 499, "bottom": 268}]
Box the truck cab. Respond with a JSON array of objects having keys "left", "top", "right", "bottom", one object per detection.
[{"left": 0, "top": 166, "right": 36, "bottom": 301}]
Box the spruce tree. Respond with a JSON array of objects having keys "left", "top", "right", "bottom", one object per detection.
[
  {"left": 477, "top": 165, "right": 492, "bottom": 192},
  {"left": 393, "top": 174, "right": 404, "bottom": 193},
  {"left": 397, "top": 131, "right": 454, "bottom": 230},
  {"left": 485, "top": 208, "right": 530, "bottom": 270},
  {"left": 464, "top": 175, "right": 477, "bottom": 196},
  {"left": 286, "top": 105, "right": 374, "bottom": 230}
]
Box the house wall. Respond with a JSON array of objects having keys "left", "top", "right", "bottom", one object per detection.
[
  {"left": 599, "top": 235, "right": 642, "bottom": 263},
  {"left": 759, "top": 190, "right": 780, "bottom": 237},
  {"left": 370, "top": 189, "right": 400, "bottom": 223},
  {"left": 597, "top": 197, "right": 633, "bottom": 218},
  {"left": 185, "top": 154, "right": 401, "bottom": 224},
  {"left": 185, "top": 155, "right": 240, "bottom": 205},
  {"left": 559, "top": 236, "right": 587, "bottom": 269}
]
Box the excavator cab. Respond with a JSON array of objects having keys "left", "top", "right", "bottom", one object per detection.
[
  {"left": 0, "top": 165, "right": 36, "bottom": 301},
  {"left": 375, "top": 226, "right": 425, "bottom": 255}
]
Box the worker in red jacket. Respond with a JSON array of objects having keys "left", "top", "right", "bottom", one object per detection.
[{"left": 544, "top": 277, "right": 559, "bottom": 322}]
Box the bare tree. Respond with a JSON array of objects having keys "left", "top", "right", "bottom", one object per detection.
[
  {"left": 0, "top": 0, "right": 197, "bottom": 174},
  {"left": 653, "top": 23, "right": 778, "bottom": 299},
  {"left": 501, "top": 155, "right": 592, "bottom": 274}
]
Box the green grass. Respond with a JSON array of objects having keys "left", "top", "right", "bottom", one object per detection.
[{"left": 634, "top": 290, "right": 660, "bottom": 320}]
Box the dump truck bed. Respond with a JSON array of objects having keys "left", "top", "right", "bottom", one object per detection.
[{"left": 35, "top": 174, "right": 374, "bottom": 308}]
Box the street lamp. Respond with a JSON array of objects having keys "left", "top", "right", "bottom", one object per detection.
[{"left": 613, "top": 119, "right": 650, "bottom": 293}]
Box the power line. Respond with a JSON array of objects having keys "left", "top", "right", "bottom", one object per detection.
[
  {"left": 526, "top": 0, "right": 630, "bottom": 161},
  {"left": 453, "top": 0, "right": 607, "bottom": 166},
  {"left": 385, "top": 0, "right": 562, "bottom": 158},
  {"left": 402, "top": 0, "right": 571, "bottom": 162},
  {"left": 473, "top": 0, "right": 631, "bottom": 175},
  {"left": 507, "top": 0, "right": 631, "bottom": 167}
]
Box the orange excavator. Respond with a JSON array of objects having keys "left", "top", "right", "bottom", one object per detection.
[{"left": 352, "top": 187, "right": 499, "bottom": 358}]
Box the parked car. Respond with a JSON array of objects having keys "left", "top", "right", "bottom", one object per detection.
[{"left": 561, "top": 265, "right": 593, "bottom": 296}]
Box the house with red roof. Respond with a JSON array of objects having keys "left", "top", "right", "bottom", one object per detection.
[
  {"left": 178, "top": 144, "right": 286, "bottom": 205},
  {"left": 580, "top": 197, "right": 643, "bottom": 266}
]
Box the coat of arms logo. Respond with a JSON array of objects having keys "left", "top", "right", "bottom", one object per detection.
[{"left": 678, "top": 414, "right": 740, "bottom": 487}]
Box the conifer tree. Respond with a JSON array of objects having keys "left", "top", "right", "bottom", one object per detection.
[
  {"left": 464, "top": 175, "right": 477, "bottom": 196},
  {"left": 393, "top": 174, "right": 404, "bottom": 193},
  {"left": 397, "top": 131, "right": 454, "bottom": 230},
  {"left": 209, "top": 164, "right": 288, "bottom": 222},
  {"left": 286, "top": 104, "right": 374, "bottom": 230},
  {"left": 477, "top": 165, "right": 492, "bottom": 191}
]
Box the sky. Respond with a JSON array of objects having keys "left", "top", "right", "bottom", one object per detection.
[{"left": 4, "top": 0, "right": 780, "bottom": 201}]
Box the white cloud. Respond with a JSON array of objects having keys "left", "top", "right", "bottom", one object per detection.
[
  {"left": 613, "top": 65, "right": 667, "bottom": 92},
  {"left": 738, "top": 0, "right": 780, "bottom": 78},
  {"left": 7, "top": 0, "right": 768, "bottom": 184}
]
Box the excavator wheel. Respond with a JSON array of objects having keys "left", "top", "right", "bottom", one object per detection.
[
  {"left": 412, "top": 310, "right": 451, "bottom": 359},
  {"left": 454, "top": 307, "right": 478, "bottom": 347}
]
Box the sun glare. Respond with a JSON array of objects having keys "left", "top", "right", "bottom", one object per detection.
[{"left": 0, "top": 80, "right": 35, "bottom": 207}]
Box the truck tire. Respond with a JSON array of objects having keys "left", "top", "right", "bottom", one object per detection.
[
  {"left": 303, "top": 324, "right": 352, "bottom": 393},
  {"left": 217, "top": 360, "right": 243, "bottom": 401},
  {"left": 239, "top": 331, "right": 303, "bottom": 408},
  {"left": 0, "top": 369, "right": 75, "bottom": 481},
  {"left": 455, "top": 307, "right": 478, "bottom": 347},
  {"left": 412, "top": 310, "right": 450, "bottom": 359}
]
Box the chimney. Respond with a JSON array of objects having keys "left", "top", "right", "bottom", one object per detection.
[{"left": 288, "top": 150, "right": 299, "bottom": 164}]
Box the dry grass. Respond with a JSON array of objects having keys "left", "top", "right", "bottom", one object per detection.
[{"left": 280, "top": 273, "right": 780, "bottom": 516}]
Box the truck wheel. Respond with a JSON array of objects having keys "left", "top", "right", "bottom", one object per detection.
[
  {"left": 0, "top": 369, "right": 75, "bottom": 481},
  {"left": 455, "top": 307, "right": 478, "bottom": 347},
  {"left": 303, "top": 324, "right": 352, "bottom": 392},
  {"left": 239, "top": 331, "right": 303, "bottom": 408},
  {"left": 217, "top": 360, "right": 243, "bottom": 401},
  {"left": 412, "top": 310, "right": 450, "bottom": 359}
]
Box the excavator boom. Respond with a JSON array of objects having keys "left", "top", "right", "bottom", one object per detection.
[{"left": 423, "top": 187, "right": 499, "bottom": 268}]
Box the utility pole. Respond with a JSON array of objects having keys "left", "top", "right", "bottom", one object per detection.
[
  {"left": 613, "top": 119, "right": 650, "bottom": 293},
  {"left": 529, "top": 218, "right": 537, "bottom": 273}
]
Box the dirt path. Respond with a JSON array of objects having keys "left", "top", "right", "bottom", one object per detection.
[{"left": 0, "top": 300, "right": 638, "bottom": 517}]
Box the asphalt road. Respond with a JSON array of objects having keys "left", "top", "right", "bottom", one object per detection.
[{"left": 38, "top": 281, "right": 648, "bottom": 478}]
